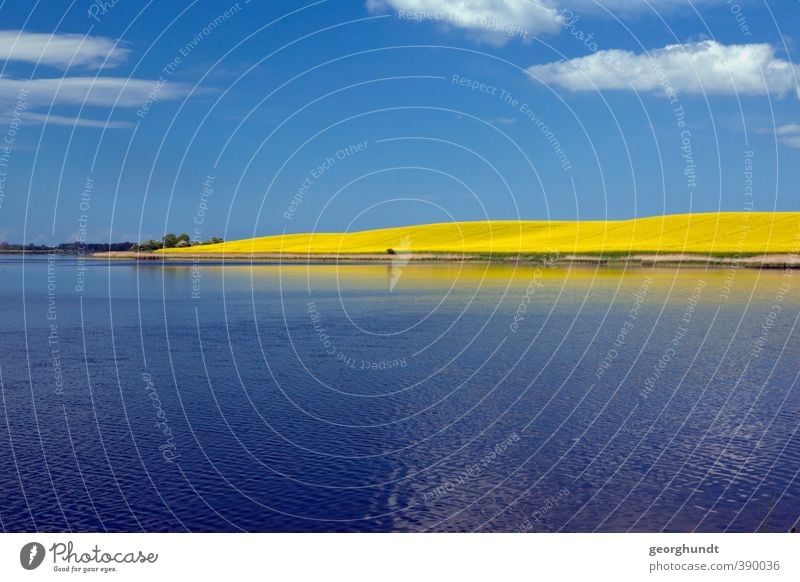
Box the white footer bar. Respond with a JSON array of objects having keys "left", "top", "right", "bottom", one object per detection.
[{"left": 1, "top": 533, "right": 795, "bottom": 581}]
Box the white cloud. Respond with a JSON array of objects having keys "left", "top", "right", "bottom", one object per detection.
[
  {"left": 0, "top": 31, "right": 193, "bottom": 112},
  {"left": 0, "top": 30, "right": 128, "bottom": 68},
  {"left": 367, "top": 1, "right": 730, "bottom": 43},
  {"left": 367, "top": 0, "right": 563, "bottom": 44},
  {"left": 0, "top": 77, "right": 194, "bottom": 108},
  {"left": 24, "top": 112, "right": 133, "bottom": 129},
  {"left": 769, "top": 124, "right": 800, "bottom": 148},
  {"left": 781, "top": 136, "right": 800, "bottom": 148},
  {"left": 774, "top": 124, "right": 800, "bottom": 136},
  {"left": 527, "top": 40, "right": 800, "bottom": 97}
]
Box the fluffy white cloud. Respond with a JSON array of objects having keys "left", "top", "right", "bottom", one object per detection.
[
  {"left": 0, "top": 30, "right": 128, "bottom": 68},
  {"left": 367, "top": 0, "right": 563, "bottom": 44},
  {"left": 0, "top": 77, "right": 193, "bottom": 108},
  {"left": 367, "top": 1, "right": 730, "bottom": 43},
  {"left": 24, "top": 112, "right": 133, "bottom": 129},
  {"left": 527, "top": 41, "right": 799, "bottom": 97}
]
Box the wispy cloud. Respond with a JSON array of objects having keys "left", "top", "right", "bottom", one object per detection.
[
  {"left": 490, "top": 116, "right": 517, "bottom": 125},
  {"left": 765, "top": 124, "right": 800, "bottom": 148},
  {"left": 24, "top": 112, "right": 133, "bottom": 129},
  {"left": 0, "top": 31, "right": 194, "bottom": 111},
  {"left": 0, "top": 30, "right": 128, "bottom": 68},
  {"left": 0, "top": 77, "right": 194, "bottom": 108},
  {"left": 527, "top": 40, "right": 799, "bottom": 98},
  {"left": 774, "top": 124, "right": 800, "bottom": 136}
]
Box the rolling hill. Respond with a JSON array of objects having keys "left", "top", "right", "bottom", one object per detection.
[{"left": 157, "top": 212, "right": 800, "bottom": 256}]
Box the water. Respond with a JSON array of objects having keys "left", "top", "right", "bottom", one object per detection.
[{"left": 0, "top": 254, "right": 798, "bottom": 532}]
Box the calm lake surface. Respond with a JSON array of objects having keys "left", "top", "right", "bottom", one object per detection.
[{"left": 1, "top": 254, "right": 798, "bottom": 532}]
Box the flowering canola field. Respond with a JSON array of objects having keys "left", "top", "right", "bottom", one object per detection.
[{"left": 159, "top": 212, "right": 800, "bottom": 256}]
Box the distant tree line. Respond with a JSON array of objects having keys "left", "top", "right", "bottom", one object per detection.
[
  {"left": 60, "top": 242, "right": 135, "bottom": 253},
  {"left": 0, "top": 241, "right": 134, "bottom": 253},
  {"left": 130, "top": 233, "right": 224, "bottom": 252},
  {"left": 1, "top": 233, "right": 224, "bottom": 253},
  {"left": 0, "top": 242, "right": 59, "bottom": 252}
]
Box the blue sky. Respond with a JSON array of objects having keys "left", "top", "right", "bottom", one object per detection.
[{"left": 0, "top": 0, "right": 798, "bottom": 243}]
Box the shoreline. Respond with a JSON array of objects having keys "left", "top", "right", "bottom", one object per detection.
[{"left": 91, "top": 251, "right": 800, "bottom": 269}]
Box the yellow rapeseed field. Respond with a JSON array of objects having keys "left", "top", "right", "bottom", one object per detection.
[{"left": 159, "top": 212, "right": 800, "bottom": 256}]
